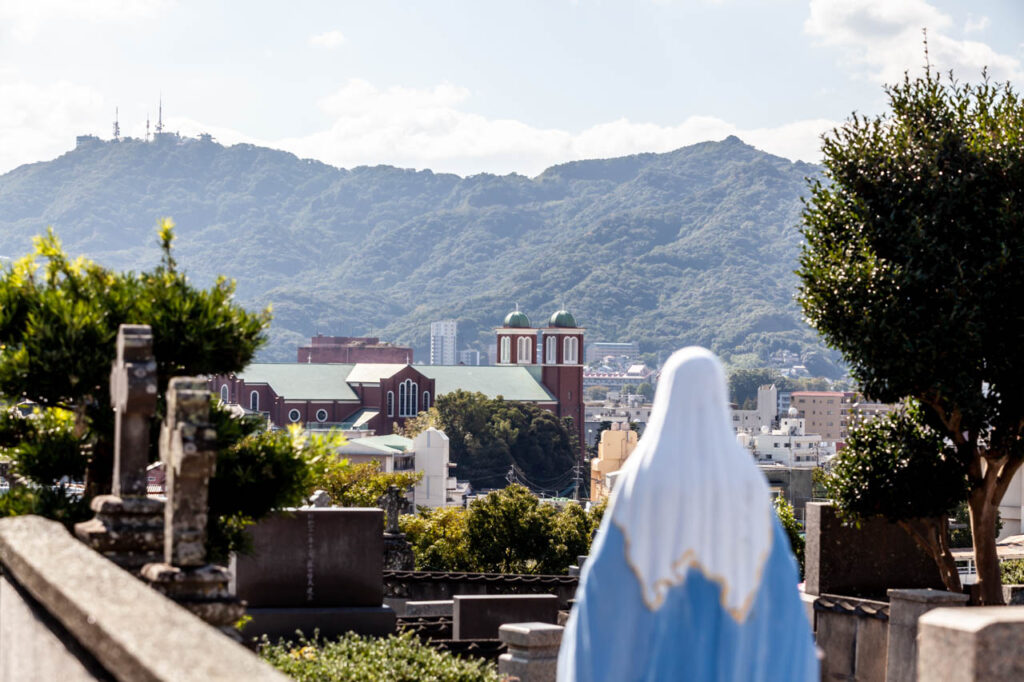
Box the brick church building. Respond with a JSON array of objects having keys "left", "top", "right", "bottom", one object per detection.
[{"left": 210, "top": 308, "right": 585, "bottom": 456}]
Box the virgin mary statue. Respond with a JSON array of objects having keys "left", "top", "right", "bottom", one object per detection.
[{"left": 558, "top": 347, "right": 818, "bottom": 681}]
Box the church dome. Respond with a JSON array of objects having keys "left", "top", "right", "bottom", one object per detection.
[
  {"left": 549, "top": 309, "right": 577, "bottom": 328},
  {"left": 504, "top": 309, "right": 532, "bottom": 328}
]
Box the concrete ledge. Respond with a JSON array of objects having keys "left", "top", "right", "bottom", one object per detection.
[
  {"left": 918, "top": 606, "right": 1024, "bottom": 681},
  {"left": 0, "top": 515, "right": 286, "bottom": 682}
]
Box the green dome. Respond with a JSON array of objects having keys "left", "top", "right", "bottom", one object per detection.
[
  {"left": 504, "top": 310, "right": 532, "bottom": 328},
  {"left": 549, "top": 309, "right": 577, "bottom": 328}
]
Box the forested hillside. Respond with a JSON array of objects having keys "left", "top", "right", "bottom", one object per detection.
[{"left": 0, "top": 134, "right": 838, "bottom": 373}]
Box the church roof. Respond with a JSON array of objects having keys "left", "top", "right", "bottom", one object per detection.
[
  {"left": 346, "top": 363, "right": 406, "bottom": 384},
  {"left": 418, "top": 365, "right": 556, "bottom": 402},
  {"left": 549, "top": 309, "right": 577, "bottom": 328},
  {"left": 503, "top": 310, "right": 532, "bottom": 328},
  {"left": 236, "top": 363, "right": 557, "bottom": 404},
  {"left": 236, "top": 363, "right": 359, "bottom": 401}
]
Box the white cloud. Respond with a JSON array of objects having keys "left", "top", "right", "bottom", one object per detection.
[
  {"left": 964, "top": 14, "right": 989, "bottom": 34},
  {"left": 805, "top": 0, "right": 1022, "bottom": 83},
  {"left": 0, "top": 0, "right": 169, "bottom": 42},
  {"left": 0, "top": 77, "right": 105, "bottom": 173},
  {"left": 308, "top": 30, "right": 346, "bottom": 49},
  {"left": 0, "top": 75, "right": 835, "bottom": 177},
  {"left": 272, "top": 79, "right": 835, "bottom": 176}
]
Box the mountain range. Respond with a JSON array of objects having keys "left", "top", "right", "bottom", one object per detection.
[{"left": 0, "top": 133, "right": 839, "bottom": 374}]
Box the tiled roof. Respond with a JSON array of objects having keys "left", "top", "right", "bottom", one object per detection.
[
  {"left": 417, "top": 365, "right": 556, "bottom": 402},
  {"left": 236, "top": 363, "right": 358, "bottom": 401}
]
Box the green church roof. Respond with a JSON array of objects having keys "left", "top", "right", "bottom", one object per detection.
[
  {"left": 549, "top": 309, "right": 577, "bottom": 328},
  {"left": 503, "top": 310, "right": 532, "bottom": 328},
  {"left": 236, "top": 363, "right": 359, "bottom": 401}
]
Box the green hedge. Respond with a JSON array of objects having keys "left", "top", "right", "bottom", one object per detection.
[{"left": 259, "top": 631, "right": 500, "bottom": 682}]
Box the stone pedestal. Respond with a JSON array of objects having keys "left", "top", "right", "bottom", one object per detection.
[
  {"left": 918, "top": 606, "right": 1024, "bottom": 681},
  {"left": 498, "top": 622, "right": 563, "bottom": 682},
  {"left": 74, "top": 495, "right": 164, "bottom": 572},
  {"left": 886, "top": 588, "right": 968, "bottom": 682},
  {"left": 141, "top": 562, "right": 245, "bottom": 638}
]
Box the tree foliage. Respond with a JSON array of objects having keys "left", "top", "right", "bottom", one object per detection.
[
  {"left": 314, "top": 460, "right": 422, "bottom": 508},
  {"left": 400, "top": 485, "right": 602, "bottom": 574},
  {"left": 773, "top": 495, "right": 805, "bottom": 579},
  {"left": 824, "top": 404, "right": 967, "bottom": 592},
  {"left": 0, "top": 222, "right": 269, "bottom": 494},
  {"left": 798, "top": 68, "right": 1024, "bottom": 603},
  {"left": 0, "top": 223, "right": 319, "bottom": 562},
  {"left": 430, "top": 391, "right": 577, "bottom": 491}
]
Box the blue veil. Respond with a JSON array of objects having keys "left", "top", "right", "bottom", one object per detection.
[{"left": 557, "top": 347, "right": 817, "bottom": 681}]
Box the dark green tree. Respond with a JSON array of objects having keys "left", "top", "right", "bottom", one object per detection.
[
  {"left": 432, "top": 390, "right": 576, "bottom": 490},
  {"left": 0, "top": 221, "right": 269, "bottom": 496},
  {"left": 798, "top": 69, "right": 1024, "bottom": 604},
  {"left": 823, "top": 405, "right": 967, "bottom": 592}
]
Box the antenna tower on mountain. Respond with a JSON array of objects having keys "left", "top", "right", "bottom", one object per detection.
[
  {"left": 146, "top": 113, "right": 150, "bottom": 141},
  {"left": 156, "top": 95, "right": 164, "bottom": 134},
  {"left": 112, "top": 107, "right": 120, "bottom": 140}
]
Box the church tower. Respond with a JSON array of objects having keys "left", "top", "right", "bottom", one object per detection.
[
  {"left": 540, "top": 309, "right": 585, "bottom": 459},
  {"left": 495, "top": 307, "right": 537, "bottom": 365}
]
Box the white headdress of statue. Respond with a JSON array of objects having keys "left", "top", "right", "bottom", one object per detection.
[{"left": 609, "top": 346, "right": 773, "bottom": 620}]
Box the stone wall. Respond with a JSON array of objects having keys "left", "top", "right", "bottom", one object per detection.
[
  {"left": 384, "top": 571, "right": 579, "bottom": 610},
  {"left": 0, "top": 515, "right": 285, "bottom": 681},
  {"left": 813, "top": 594, "right": 889, "bottom": 682}
]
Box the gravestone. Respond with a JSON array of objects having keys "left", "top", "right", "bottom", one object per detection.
[
  {"left": 378, "top": 485, "right": 415, "bottom": 571},
  {"left": 453, "top": 594, "right": 559, "bottom": 640},
  {"left": 231, "top": 508, "right": 396, "bottom": 640},
  {"left": 886, "top": 588, "right": 967, "bottom": 682},
  {"left": 918, "top": 606, "right": 1024, "bottom": 681},
  {"left": 75, "top": 324, "right": 164, "bottom": 572},
  {"left": 804, "top": 502, "right": 943, "bottom": 599},
  {"left": 499, "top": 622, "right": 564, "bottom": 682},
  {"left": 141, "top": 377, "right": 244, "bottom": 636}
]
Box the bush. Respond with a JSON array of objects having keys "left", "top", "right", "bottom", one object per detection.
[
  {"left": 774, "top": 496, "right": 805, "bottom": 579},
  {"left": 259, "top": 631, "right": 499, "bottom": 682},
  {"left": 1001, "top": 559, "right": 1024, "bottom": 585}
]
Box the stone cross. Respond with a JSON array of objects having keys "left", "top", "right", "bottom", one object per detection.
[
  {"left": 161, "top": 377, "right": 218, "bottom": 567},
  {"left": 377, "top": 485, "right": 404, "bottom": 534},
  {"left": 110, "top": 324, "right": 158, "bottom": 498}
]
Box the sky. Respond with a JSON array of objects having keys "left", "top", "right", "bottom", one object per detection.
[{"left": 1, "top": 0, "right": 1022, "bottom": 177}]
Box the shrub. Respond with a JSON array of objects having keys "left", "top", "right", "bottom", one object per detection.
[{"left": 259, "top": 631, "right": 499, "bottom": 682}]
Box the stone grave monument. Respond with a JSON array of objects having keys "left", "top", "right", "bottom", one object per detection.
[
  {"left": 231, "top": 507, "right": 397, "bottom": 640},
  {"left": 75, "top": 324, "right": 164, "bottom": 572},
  {"left": 141, "top": 377, "right": 245, "bottom": 636},
  {"left": 378, "top": 484, "right": 414, "bottom": 571}
]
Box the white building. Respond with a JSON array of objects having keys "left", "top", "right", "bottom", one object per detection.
[
  {"left": 732, "top": 384, "right": 778, "bottom": 433},
  {"left": 457, "top": 348, "right": 482, "bottom": 366},
  {"left": 429, "top": 319, "right": 458, "bottom": 365},
  {"left": 736, "top": 410, "right": 834, "bottom": 467},
  {"left": 411, "top": 428, "right": 461, "bottom": 508}
]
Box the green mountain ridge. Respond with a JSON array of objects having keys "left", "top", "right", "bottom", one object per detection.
[{"left": 0, "top": 134, "right": 837, "bottom": 373}]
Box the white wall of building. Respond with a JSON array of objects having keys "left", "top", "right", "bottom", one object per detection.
[{"left": 413, "top": 427, "right": 457, "bottom": 508}]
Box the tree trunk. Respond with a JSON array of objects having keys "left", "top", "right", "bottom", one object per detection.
[
  {"left": 968, "top": 483, "right": 1004, "bottom": 605},
  {"left": 899, "top": 518, "right": 962, "bottom": 594}
]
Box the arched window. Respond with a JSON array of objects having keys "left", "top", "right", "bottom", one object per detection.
[
  {"left": 500, "top": 336, "right": 511, "bottom": 364},
  {"left": 387, "top": 391, "right": 395, "bottom": 417},
  {"left": 423, "top": 391, "right": 431, "bottom": 411},
  {"left": 517, "top": 336, "right": 532, "bottom": 364},
  {"left": 546, "top": 336, "right": 557, "bottom": 364},
  {"left": 399, "top": 379, "right": 418, "bottom": 417},
  {"left": 249, "top": 390, "right": 259, "bottom": 412},
  {"left": 564, "top": 337, "right": 579, "bottom": 364},
  {"left": 220, "top": 384, "right": 229, "bottom": 403}
]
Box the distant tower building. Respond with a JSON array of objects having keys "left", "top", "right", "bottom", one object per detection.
[
  {"left": 458, "top": 349, "right": 481, "bottom": 366},
  {"left": 429, "top": 320, "right": 458, "bottom": 365},
  {"left": 112, "top": 107, "right": 120, "bottom": 140}
]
